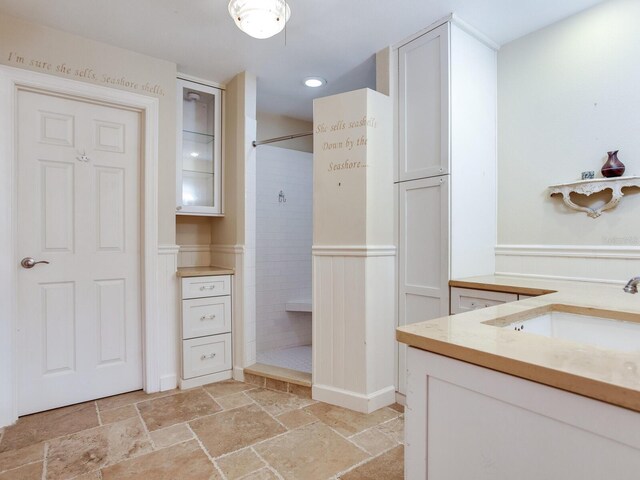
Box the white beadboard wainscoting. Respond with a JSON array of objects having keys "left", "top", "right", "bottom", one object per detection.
[
  {"left": 495, "top": 245, "right": 640, "bottom": 284},
  {"left": 312, "top": 246, "right": 396, "bottom": 413},
  {"left": 157, "top": 245, "right": 180, "bottom": 391}
]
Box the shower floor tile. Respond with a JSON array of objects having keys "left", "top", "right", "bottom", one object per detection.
[{"left": 257, "top": 345, "right": 312, "bottom": 373}]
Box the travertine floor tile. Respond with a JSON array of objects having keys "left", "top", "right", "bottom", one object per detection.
[
  {"left": 0, "top": 403, "right": 98, "bottom": 452},
  {"left": 190, "top": 404, "right": 286, "bottom": 458},
  {"left": 340, "top": 445, "right": 404, "bottom": 480},
  {"left": 0, "top": 461, "right": 42, "bottom": 480},
  {"left": 0, "top": 443, "right": 43, "bottom": 473},
  {"left": 240, "top": 468, "right": 279, "bottom": 480},
  {"left": 216, "top": 448, "right": 264, "bottom": 479},
  {"left": 101, "top": 440, "right": 220, "bottom": 480},
  {"left": 255, "top": 422, "right": 368, "bottom": 480},
  {"left": 72, "top": 471, "right": 102, "bottom": 479},
  {"left": 288, "top": 384, "right": 312, "bottom": 399},
  {"left": 96, "top": 389, "right": 177, "bottom": 412},
  {"left": 276, "top": 409, "right": 317, "bottom": 430},
  {"left": 137, "top": 389, "right": 221, "bottom": 431},
  {"left": 304, "top": 403, "right": 398, "bottom": 437},
  {"left": 203, "top": 380, "right": 255, "bottom": 399},
  {"left": 350, "top": 427, "right": 397, "bottom": 456},
  {"left": 216, "top": 392, "right": 253, "bottom": 411},
  {"left": 0, "top": 381, "right": 404, "bottom": 480},
  {"left": 46, "top": 417, "right": 152, "bottom": 479},
  {"left": 100, "top": 405, "right": 138, "bottom": 425},
  {"left": 246, "top": 389, "right": 314, "bottom": 416},
  {"left": 149, "top": 424, "right": 194, "bottom": 449},
  {"left": 377, "top": 416, "right": 404, "bottom": 444}
]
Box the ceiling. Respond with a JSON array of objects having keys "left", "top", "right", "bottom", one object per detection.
[{"left": 0, "top": 0, "right": 605, "bottom": 120}]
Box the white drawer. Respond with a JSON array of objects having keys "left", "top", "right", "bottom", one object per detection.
[
  {"left": 182, "top": 296, "right": 231, "bottom": 340},
  {"left": 181, "top": 275, "right": 231, "bottom": 299},
  {"left": 450, "top": 287, "right": 518, "bottom": 314},
  {"left": 183, "top": 333, "right": 232, "bottom": 379}
]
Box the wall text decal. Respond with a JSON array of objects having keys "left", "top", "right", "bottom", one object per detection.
[{"left": 6, "top": 51, "right": 165, "bottom": 96}]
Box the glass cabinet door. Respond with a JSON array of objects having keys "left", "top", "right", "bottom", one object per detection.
[{"left": 176, "top": 79, "right": 223, "bottom": 215}]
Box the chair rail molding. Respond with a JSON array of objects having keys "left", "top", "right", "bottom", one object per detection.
[{"left": 495, "top": 244, "right": 640, "bottom": 284}]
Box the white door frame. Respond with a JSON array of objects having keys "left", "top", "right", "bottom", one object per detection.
[{"left": 0, "top": 65, "right": 160, "bottom": 427}]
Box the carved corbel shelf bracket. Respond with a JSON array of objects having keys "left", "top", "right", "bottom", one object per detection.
[{"left": 548, "top": 176, "right": 640, "bottom": 218}]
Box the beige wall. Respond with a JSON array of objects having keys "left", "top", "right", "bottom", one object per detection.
[
  {"left": 257, "top": 112, "right": 313, "bottom": 153},
  {"left": 498, "top": 0, "right": 640, "bottom": 247},
  {"left": 0, "top": 13, "right": 178, "bottom": 244}
]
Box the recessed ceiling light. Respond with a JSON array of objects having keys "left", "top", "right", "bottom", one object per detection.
[{"left": 304, "top": 77, "right": 326, "bottom": 88}]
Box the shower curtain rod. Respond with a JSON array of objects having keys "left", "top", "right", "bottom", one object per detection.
[{"left": 252, "top": 131, "right": 313, "bottom": 147}]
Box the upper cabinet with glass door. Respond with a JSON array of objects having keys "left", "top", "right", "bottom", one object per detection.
[{"left": 176, "top": 78, "right": 223, "bottom": 216}]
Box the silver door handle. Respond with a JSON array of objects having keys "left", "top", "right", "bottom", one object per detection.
[{"left": 21, "top": 257, "right": 50, "bottom": 269}]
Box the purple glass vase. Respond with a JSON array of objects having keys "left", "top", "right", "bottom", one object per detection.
[{"left": 601, "top": 150, "right": 625, "bottom": 178}]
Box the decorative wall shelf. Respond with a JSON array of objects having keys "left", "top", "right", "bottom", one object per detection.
[{"left": 548, "top": 176, "right": 640, "bottom": 218}]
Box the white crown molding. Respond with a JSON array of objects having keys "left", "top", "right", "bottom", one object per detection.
[
  {"left": 450, "top": 13, "right": 500, "bottom": 51},
  {"left": 312, "top": 245, "right": 397, "bottom": 257},
  {"left": 496, "top": 244, "right": 640, "bottom": 260},
  {"left": 177, "top": 72, "right": 225, "bottom": 90},
  {"left": 158, "top": 244, "right": 180, "bottom": 255}
]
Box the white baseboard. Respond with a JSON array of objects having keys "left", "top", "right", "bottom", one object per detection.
[
  {"left": 178, "top": 370, "right": 233, "bottom": 390},
  {"left": 312, "top": 384, "right": 396, "bottom": 414},
  {"left": 159, "top": 374, "right": 178, "bottom": 392},
  {"left": 233, "top": 367, "right": 245, "bottom": 382},
  {"left": 495, "top": 244, "right": 640, "bottom": 284}
]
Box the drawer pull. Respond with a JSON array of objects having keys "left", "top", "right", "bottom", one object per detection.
[
  {"left": 200, "top": 353, "right": 217, "bottom": 360},
  {"left": 200, "top": 285, "right": 216, "bottom": 291},
  {"left": 200, "top": 314, "right": 216, "bottom": 321}
]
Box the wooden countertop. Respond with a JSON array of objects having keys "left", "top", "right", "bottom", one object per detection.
[
  {"left": 177, "top": 266, "right": 235, "bottom": 277},
  {"left": 397, "top": 275, "right": 640, "bottom": 412}
]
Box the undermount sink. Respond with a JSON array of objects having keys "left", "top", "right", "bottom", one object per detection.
[{"left": 488, "top": 305, "right": 640, "bottom": 353}]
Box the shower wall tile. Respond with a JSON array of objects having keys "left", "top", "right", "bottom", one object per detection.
[{"left": 256, "top": 146, "right": 313, "bottom": 354}]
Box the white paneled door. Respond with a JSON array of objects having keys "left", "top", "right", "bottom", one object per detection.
[{"left": 17, "top": 90, "right": 142, "bottom": 415}]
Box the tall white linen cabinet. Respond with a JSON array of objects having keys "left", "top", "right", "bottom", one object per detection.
[{"left": 385, "top": 18, "right": 498, "bottom": 394}]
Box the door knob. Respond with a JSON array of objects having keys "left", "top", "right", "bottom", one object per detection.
[{"left": 21, "top": 257, "right": 50, "bottom": 269}]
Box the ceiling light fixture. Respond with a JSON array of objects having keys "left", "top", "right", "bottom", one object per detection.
[
  {"left": 228, "top": 0, "right": 291, "bottom": 40},
  {"left": 304, "top": 77, "right": 326, "bottom": 88}
]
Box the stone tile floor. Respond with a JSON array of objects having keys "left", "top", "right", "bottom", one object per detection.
[{"left": 0, "top": 380, "right": 404, "bottom": 480}]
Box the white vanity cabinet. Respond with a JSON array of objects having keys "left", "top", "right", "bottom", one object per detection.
[
  {"left": 176, "top": 77, "right": 223, "bottom": 216},
  {"left": 179, "top": 274, "right": 232, "bottom": 389},
  {"left": 405, "top": 348, "right": 640, "bottom": 479}
]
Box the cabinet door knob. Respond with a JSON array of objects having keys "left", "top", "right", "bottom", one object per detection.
[
  {"left": 200, "top": 314, "right": 216, "bottom": 321},
  {"left": 200, "top": 353, "right": 216, "bottom": 360}
]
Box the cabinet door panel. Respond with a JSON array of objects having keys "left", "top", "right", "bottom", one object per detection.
[
  {"left": 176, "top": 79, "right": 223, "bottom": 216},
  {"left": 398, "top": 175, "right": 449, "bottom": 394},
  {"left": 398, "top": 23, "right": 449, "bottom": 181}
]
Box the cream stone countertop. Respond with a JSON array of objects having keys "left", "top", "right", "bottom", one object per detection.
[
  {"left": 176, "top": 266, "right": 235, "bottom": 277},
  {"left": 397, "top": 275, "right": 640, "bottom": 412}
]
